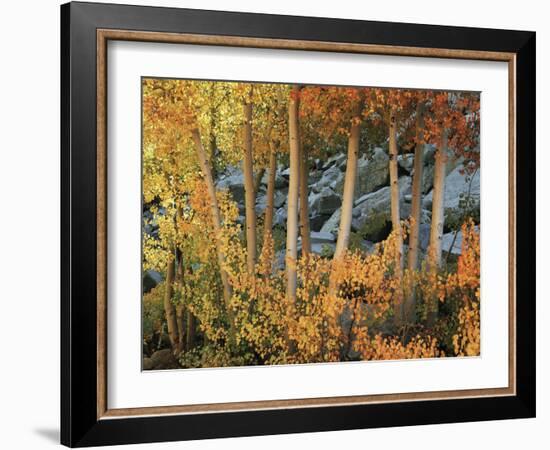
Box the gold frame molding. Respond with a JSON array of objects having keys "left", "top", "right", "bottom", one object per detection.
[{"left": 96, "top": 29, "right": 516, "bottom": 420}]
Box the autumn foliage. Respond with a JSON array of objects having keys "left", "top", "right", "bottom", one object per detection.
[{"left": 142, "top": 78, "right": 481, "bottom": 369}]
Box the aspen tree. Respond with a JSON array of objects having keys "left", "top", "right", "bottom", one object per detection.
[
  {"left": 405, "top": 100, "right": 426, "bottom": 323},
  {"left": 333, "top": 103, "right": 362, "bottom": 259},
  {"left": 388, "top": 107, "right": 404, "bottom": 323},
  {"left": 242, "top": 88, "right": 257, "bottom": 273},
  {"left": 286, "top": 85, "right": 301, "bottom": 303},
  {"left": 299, "top": 143, "right": 311, "bottom": 256}
]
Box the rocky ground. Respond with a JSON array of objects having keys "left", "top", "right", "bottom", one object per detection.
[
  {"left": 218, "top": 145, "right": 479, "bottom": 259},
  {"left": 143, "top": 145, "right": 480, "bottom": 291}
]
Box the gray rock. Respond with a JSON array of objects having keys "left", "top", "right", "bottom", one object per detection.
[
  {"left": 423, "top": 144, "right": 437, "bottom": 165},
  {"left": 423, "top": 164, "right": 480, "bottom": 223},
  {"left": 441, "top": 232, "right": 462, "bottom": 255},
  {"left": 143, "top": 357, "right": 154, "bottom": 370},
  {"left": 143, "top": 208, "right": 163, "bottom": 237},
  {"left": 418, "top": 222, "right": 432, "bottom": 251},
  {"left": 398, "top": 153, "right": 415, "bottom": 173},
  {"left": 354, "top": 147, "right": 390, "bottom": 198},
  {"left": 217, "top": 173, "right": 245, "bottom": 203},
  {"left": 273, "top": 207, "right": 287, "bottom": 227},
  {"left": 351, "top": 177, "right": 412, "bottom": 240},
  {"left": 274, "top": 190, "right": 287, "bottom": 208},
  {"left": 354, "top": 176, "right": 411, "bottom": 207},
  {"left": 322, "top": 153, "right": 347, "bottom": 170},
  {"left": 143, "top": 270, "right": 162, "bottom": 293},
  {"left": 280, "top": 167, "right": 291, "bottom": 179},
  {"left": 261, "top": 170, "right": 288, "bottom": 189},
  {"left": 296, "top": 238, "right": 336, "bottom": 257},
  {"left": 310, "top": 231, "right": 336, "bottom": 243},
  {"left": 421, "top": 163, "right": 435, "bottom": 194},
  {"left": 320, "top": 208, "right": 341, "bottom": 236},
  {"left": 150, "top": 349, "right": 178, "bottom": 370},
  {"left": 221, "top": 165, "right": 241, "bottom": 178},
  {"left": 255, "top": 191, "right": 287, "bottom": 215},
  {"left": 441, "top": 226, "right": 480, "bottom": 255},
  {"left": 309, "top": 187, "right": 341, "bottom": 216},
  {"left": 255, "top": 195, "right": 267, "bottom": 215},
  {"left": 309, "top": 214, "right": 331, "bottom": 231},
  {"left": 308, "top": 171, "right": 322, "bottom": 186},
  {"left": 311, "top": 165, "right": 344, "bottom": 193},
  {"left": 143, "top": 221, "right": 158, "bottom": 238}
]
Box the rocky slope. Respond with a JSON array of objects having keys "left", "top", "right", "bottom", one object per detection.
[
  {"left": 143, "top": 146, "right": 480, "bottom": 288},
  {"left": 216, "top": 145, "right": 480, "bottom": 257}
]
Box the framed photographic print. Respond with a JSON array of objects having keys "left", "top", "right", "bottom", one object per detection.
[{"left": 61, "top": 1, "right": 536, "bottom": 447}]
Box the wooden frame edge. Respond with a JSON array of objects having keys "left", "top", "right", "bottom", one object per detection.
[
  {"left": 97, "top": 29, "right": 108, "bottom": 419},
  {"left": 96, "top": 28, "right": 517, "bottom": 420},
  {"left": 508, "top": 56, "right": 517, "bottom": 395},
  {"left": 98, "top": 28, "right": 515, "bottom": 61},
  {"left": 101, "top": 387, "right": 515, "bottom": 419}
]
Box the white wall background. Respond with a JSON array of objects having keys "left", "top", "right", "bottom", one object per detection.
[{"left": 0, "top": 0, "right": 545, "bottom": 448}]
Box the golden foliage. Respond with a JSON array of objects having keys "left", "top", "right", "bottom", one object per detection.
[
  {"left": 357, "top": 334, "right": 443, "bottom": 360},
  {"left": 141, "top": 79, "right": 481, "bottom": 368},
  {"left": 448, "top": 220, "right": 481, "bottom": 356}
]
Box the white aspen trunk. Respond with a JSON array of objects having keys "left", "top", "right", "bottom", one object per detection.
[
  {"left": 429, "top": 130, "right": 449, "bottom": 268},
  {"left": 242, "top": 101, "right": 257, "bottom": 273},
  {"left": 388, "top": 110, "right": 404, "bottom": 324},
  {"left": 427, "top": 128, "right": 449, "bottom": 326},
  {"left": 405, "top": 102, "right": 425, "bottom": 322},
  {"left": 263, "top": 146, "right": 277, "bottom": 242},
  {"left": 299, "top": 144, "right": 311, "bottom": 256},
  {"left": 329, "top": 110, "right": 361, "bottom": 308},
  {"left": 163, "top": 256, "right": 180, "bottom": 353},
  {"left": 191, "top": 128, "right": 236, "bottom": 342},
  {"left": 333, "top": 112, "right": 361, "bottom": 259},
  {"left": 286, "top": 86, "right": 301, "bottom": 303}
]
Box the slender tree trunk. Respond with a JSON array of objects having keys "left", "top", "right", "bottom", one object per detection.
[
  {"left": 209, "top": 116, "right": 218, "bottom": 179},
  {"left": 333, "top": 108, "right": 361, "bottom": 260},
  {"left": 191, "top": 128, "right": 236, "bottom": 344},
  {"left": 286, "top": 86, "right": 301, "bottom": 304},
  {"left": 175, "top": 250, "right": 186, "bottom": 354},
  {"left": 388, "top": 110, "right": 404, "bottom": 324},
  {"left": 254, "top": 168, "right": 265, "bottom": 196},
  {"left": 180, "top": 262, "right": 195, "bottom": 352},
  {"left": 163, "top": 256, "right": 180, "bottom": 353},
  {"left": 427, "top": 128, "right": 449, "bottom": 326},
  {"left": 405, "top": 102, "right": 425, "bottom": 323},
  {"left": 186, "top": 311, "right": 196, "bottom": 351},
  {"left": 242, "top": 101, "right": 257, "bottom": 273},
  {"left": 176, "top": 248, "right": 195, "bottom": 354},
  {"left": 175, "top": 304, "right": 185, "bottom": 353},
  {"left": 332, "top": 111, "right": 360, "bottom": 350},
  {"left": 263, "top": 145, "right": 277, "bottom": 242},
  {"left": 299, "top": 144, "right": 311, "bottom": 256}
]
